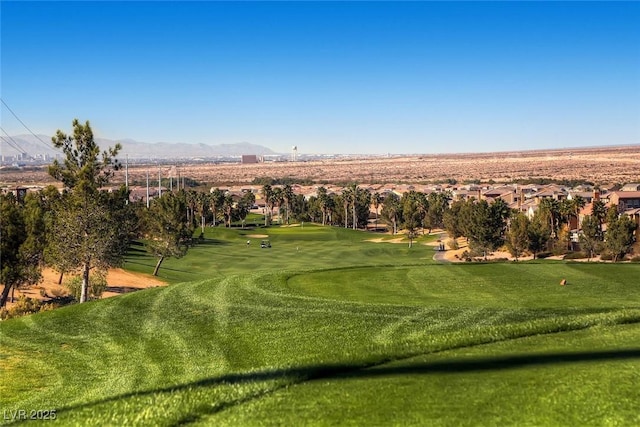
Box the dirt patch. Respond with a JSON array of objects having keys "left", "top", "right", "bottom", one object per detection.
[
  {"left": 247, "top": 234, "right": 269, "bottom": 238},
  {"left": 440, "top": 238, "right": 605, "bottom": 263},
  {"left": 4, "top": 145, "right": 639, "bottom": 187},
  {"left": 441, "top": 239, "right": 533, "bottom": 262},
  {"left": 365, "top": 237, "right": 406, "bottom": 244},
  {"left": 6, "top": 267, "right": 166, "bottom": 309}
]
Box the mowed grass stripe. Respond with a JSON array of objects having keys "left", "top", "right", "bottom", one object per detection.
[
  {"left": 3, "top": 268, "right": 640, "bottom": 424},
  {"left": 124, "top": 224, "right": 436, "bottom": 283},
  {"left": 287, "top": 263, "right": 640, "bottom": 308},
  {"left": 2, "top": 225, "right": 640, "bottom": 425},
  {"left": 214, "top": 324, "right": 640, "bottom": 427}
]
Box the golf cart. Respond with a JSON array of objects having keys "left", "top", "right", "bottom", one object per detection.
[{"left": 260, "top": 240, "right": 271, "bottom": 248}]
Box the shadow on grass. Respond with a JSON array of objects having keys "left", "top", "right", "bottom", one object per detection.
[
  {"left": 124, "top": 251, "right": 151, "bottom": 259},
  {"left": 122, "top": 260, "right": 204, "bottom": 276},
  {"left": 194, "top": 238, "right": 231, "bottom": 246},
  {"left": 105, "top": 286, "right": 157, "bottom": 294},
  {"left": 49, "top": 348, "right": 640, "bottom": 423}
]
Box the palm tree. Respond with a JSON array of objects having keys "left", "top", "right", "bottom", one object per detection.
[
  {"left": 183, "top": 189, "right": 196, "bottom": 226},
  {"left": 271, "top": 187, "right": 284, "bottom": 224},
  {"left": 381, "top": 192, "right": 401, "bottom": 234},
  {"left": 237, "top": 191, "right": 255, "bottom": 228},
  {"left": 209, "top": 188, "right": 224, "bottom": 227},
  {"left": 562, "top": 195, "right": 586, "bottom": 250},
  {"left": 346, "top": 183, "right": 359, "bottom": 230},
  {"left": 341, "top": 186, "right": 353, "bottom": 229},
  {"left": 539, "top": 198, "right": 560, "bottom": 238},
  {"left": 591, "top": 199, "right": 607, "bottom": 233},
  {"left": 413, "top": 191, "right": 429, "bottom": 234},
  {"left": 355, "top": 187, "right": 371, "bottom": 230},
  {"left": 318, "top": 187, "right": 329, "bottom": 226},
  {"left": 282, "top": 184, "right": 294, "bottom": 224},
  {"left": 222, "top": 194, "right": 234, "bottom": 227},
  {"left": 261, "top": 184, "right": 274, "bottom": 226},
  {"left": 571, "top": 195, "right": 586, "bottom": 223},
  {"left": 371, "top": 192, "right": 383, "bottom": 230},
  {"left": 195, "top": 191, "right": 209, "bottom": 233}
]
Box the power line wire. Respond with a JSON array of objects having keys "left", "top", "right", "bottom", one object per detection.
[
  {"left": 0, "top": 127, "right": 29, "bottom": 155},
  {"left": 0, "top": 98, "right": 53, "bottom": 151}
]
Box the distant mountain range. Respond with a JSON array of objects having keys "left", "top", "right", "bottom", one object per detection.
[{"left": 1, "top": 134, "right": 276, "bottom": 159}]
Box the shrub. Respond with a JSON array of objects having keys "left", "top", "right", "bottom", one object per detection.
[
  {"left": 563, "top": 251, "right": 588, "bottom": 260},
  {"left": 600, "top": 252, "right": 613, "bottom": 261},
  {"left": 536, "top": 252, "right": 552, "bottom": 259},
  {"left": 64, "top": 271, "right": 108, "bottom": 302},
  {"left": 446, "top": 239, "right": 459, "bottom": 250},
  {"left": 50, "top": 287, "right": 68, "bottom": 298},
  {"left": 0, "top": 296, "right": 43, "bottom": 320}
]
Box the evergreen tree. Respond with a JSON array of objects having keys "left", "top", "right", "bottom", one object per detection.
[
  {"left": 143, "top": 193, "right": 194, "bottom": 276},
  {"left": 605, "top": 214, "right": 636, "bottom": 262},
  {"left": 579, "top": 215, "right": 603, "bottom": 261},
  {"left": 443, "top": 200, "right": 464, "bottom": 239},
  {"left": 401, "top": 191, "right": 422, "bottom": 247},
  {"left": 527, "top": 210, "right": 551, "bottom": 259},
  {"left": 506, "top": 212, "right": 529, "bottom": 261},
  {"left": 426, "top": 192, "right": 450, "bottom": 233},
  {"left": 47, "top": 119, "right": 125, "bottom": 303},
  {"left": 467, "top": 200, "right": 493, "bottom": 259},
  {"left": 0, "top": 193, "right": 46, "bottom": 307}
]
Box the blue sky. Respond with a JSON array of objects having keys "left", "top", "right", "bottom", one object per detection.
[{"left": 2, "top": 1, "right": 639, "bottom": 155}]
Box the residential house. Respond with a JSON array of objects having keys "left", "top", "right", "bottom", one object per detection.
[
  {"left": 482, "top": 186, "right": 517, "bottom": 204},
  {"left": 568, "top": 190, "right": 599, "bottom": 204},
  {"left": 621, "top": 183, "right": 640, "bottom": 192},
  {"left": 530, "top": 185, "right": 568, "bottom": 203},
  {"left": 608, "top": 191, "right": 640, "bottom": 212}
]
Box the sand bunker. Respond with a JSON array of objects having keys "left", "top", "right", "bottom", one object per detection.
[
  {"left": 365, "top": 237, "right": 406, "bottom": 244},
  {"left": 5, "top": 267, "right": 166, "bottom": 309}
]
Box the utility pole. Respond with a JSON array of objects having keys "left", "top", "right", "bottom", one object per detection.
[
  {"left": 125, "top": 154, "right": 129, "bottom": 204},
  {"left": 146, "top": 168, "right": 150, "bottom": 208}
]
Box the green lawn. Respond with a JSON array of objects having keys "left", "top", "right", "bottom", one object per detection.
[
  {"left": 124, "top": 224, "right": 437, "bottom": 281},
  {"left": 1, "top": 225, "right": 639, "bottom": 425}
]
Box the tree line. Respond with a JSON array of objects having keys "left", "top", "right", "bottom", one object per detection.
[
  {"left": 442, "top": 195, "right": 636, "bottom": 262},
  {"left": 1, "top": 121, "right": 194, "bottom": 307},
  {"left": 2, "top": 120, "right": 638, "bottom": 309}
]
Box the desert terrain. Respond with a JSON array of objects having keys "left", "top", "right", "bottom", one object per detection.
[{"left": 2, "top": 145, "right": 639, "bottom": 188}]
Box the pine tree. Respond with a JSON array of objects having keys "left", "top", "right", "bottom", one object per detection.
[
  {"left": 506, "top": 212, "right": 529, "bottom": 261},
  {"left": 0, "top": 193, "right": 46, "bottom": 307},
  {"left": 143, "top": 193, "right": 194, "bottom": 276},
  {"left": 47, "top": 119, "right": 125, "bottom": 303}
]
